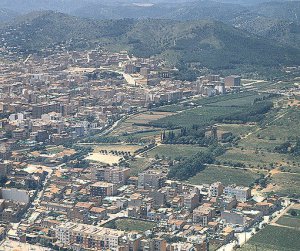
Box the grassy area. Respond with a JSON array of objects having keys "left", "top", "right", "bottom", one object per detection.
[
  {"left": 259, "top": 108, "right": 300, "bottom": 142},
  {"left": 150, "top": 105, "right": 248, "bottom": 128},
  {"left": 110, "top": 111, "right": 175, "bottom": 136},
  {"left": 192, "top": 91, "right": 259, "bottom": 106},
  {"left": 239, "top": 225, "right": 300, "bottom": 251},
  {"left": 269, "top": 173, "right": 300, "bottom": 197},
  {"left": 187, "top": 164, "right": 263, "bottom": 186},
  {"left": 204, "top": 93, "right": 264, "bottom": 107},
  {"left": 90, "top": 144, "right": 142, "bottom": 153},
  {"left": 217, "top": 148, "right": 287, "bottom": 169},
  {"left": 46, "top": 146, "right": 65, "bottom": 154},
  {"left": 217, "top": 123, "right": 257, "bottom": 137},
  {"left": 104, "top": 218, "right": 156, "bottom": 232},
  {"left": 238, "top": 134, "right": 283, "bottom": 152},
  {"left": 276, "top": 215, "right": 300, "bottom": 229},
  {"left": 156, "top": 89, "right": 259, "bottom": 113},
  {"left": 150, "top": 91, "right": 275, "bottom": 129},
  {"left": 155, "top": 103, "right": 189, "bottom": 112},
  {"left": 287, "top": 209, "right": 300, "bottom": 219},
  {"left": 146, "top": 144, "right": 207, "bottom": 160},
  {"left": 127, "top": 157, "right": 152, "bottom": 176}
]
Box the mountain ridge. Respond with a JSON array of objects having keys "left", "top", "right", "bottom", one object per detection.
[{"left": 1, "top": 11, "right": 299, "bottom": 70}]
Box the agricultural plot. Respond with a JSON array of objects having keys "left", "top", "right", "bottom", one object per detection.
[
  {"left": 117, "top": 130, "right": 163, "bottom": 144},
  {"left": 217, "top": 123, "right": 257, "bottom": 137},
  {"left": 217, "top": 148, "right": 289, "bottom": 169},
  {"left": 104, "top": 218, "right": 156, "bottom": 232},
  {"left": 204, "top": 93, "right": 264, "bottom": 107},
  {"left": 46, "top": 146, "right": 65, "bottom": 154},
  {"left": 146, "top": 144, "right": 207, "bottom": 160},
  {"left": 91, "top": 144, "right": 142, "bottom": 153},
  {"left": 150, "top": 91, "right": 275, "bottom": 129},
  {"left": 127, "top": 157, "right": 152, "bottom": 176},
  {"left": 155, "top": 91, "right": 260, "bottom": 112},
  {"left": 187, "top": 164, "right": 263, "bottom": 186},
  {"left": 239, "top": 225, "right": 300, "bottom": 251},
  {"left": 276, "top": 215, "right": 300, "bottom": 229},
  {"left": 110, "top": 111, "right": 175, "bottom": 136},
  {"left": 192, "top": 91, "right": 259, "bottom": 106},
  {"left": 269, "top": 173, "right": 300, "bottom": 197},
  {"left": 150, "top": 105, "right": 248, "bottom": 128},
  {"left": 155, "top": 103, "right": 190, "bottom": 112},
  {"left": 257, "top": 108, "right": 300, "bottom": 142},
  {"left": 238, "top": 134, "right": 283, "bottom": 152}
]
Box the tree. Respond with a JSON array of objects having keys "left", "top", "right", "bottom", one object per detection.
[{"left": 290, "top": 210, "right": 298, "bottom": 217}]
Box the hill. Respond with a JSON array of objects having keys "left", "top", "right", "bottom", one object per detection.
[
  {"left": 232, "top": 14, "right": 300, "bottom": 49},
  {"left": 71, "top": 1, "right": 250, "bottom": 21},
  {"left": 254, "top": 1, "right": 300, "bottom": 22},
  {"left": 0, "top": 8, "right": 19, "bottom": 22},
  {"left": 70, "top": 0, "right": 300, "bottom": 51},
  {"left": 0, "top": 0, "right": 95, "bottom": 14},
  {"left": 1, "top": 11, "right": 300, "bottom": 70}
]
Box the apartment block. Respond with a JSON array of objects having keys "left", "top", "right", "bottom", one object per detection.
[
  {"left": 223, "top": 185, "right": 251, "bottom": 202},
  {"left": 55, "top": 222, "right": 125, "bottom": 250},
  {"left": 90, "top": 181, "right": 117, "bottom": 197}
]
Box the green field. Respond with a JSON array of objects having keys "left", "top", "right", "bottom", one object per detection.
[
  {"left": 239, "top": 225, "right": 300, "bottom": 251},
  {"left": 217, "top": 148, "right": 288, "bottom": 169},
  {"left": 205, "top": 93, "right": 265, "bottom": 107},
  {"left": 110, "top": 111, "right": 175, "bottom": 136},
  {"left": 150, "top": 105, "right": 248, "bottom": 128},
  {"left": 156, "top": 92, "right": 261, "bottom": 112},
  {"left": 257, "top": 108, "right": 300, "bottom": 142},
  {"left": 150, "top": 91, "right": 274, "bottom": 129},
  {"left": 287, "top": 209, "right": 300, "bottom": 219},
  {"left": 146, "top": 144, "right": 207, "bottom": 160},
  {"left": 46, "top": 146, "right": 65, "bottom": 154},
  {"left": 276, "top": 215, "right": 300, "bottom": 229},
  {"left": 155, "top": 103, "right": 190, "bottom": 112},
  {"left": 270, "top": 173, "right": 300, "bottom": 197},
  {"left": 217, "top": 123, "right": 257, "bottom": 137},
  {"left": 238, "top": 134, "right": 284, "bottom": 152},
  {"left": 104, "top": 218, "right": 156, "bottom": 232},
  {"left": 187, "top": 164, "right": 263, "bottom": 186},
  {"left": 192, "top": 92, "right": 260, "bottom": 106},
  {"left": 127, "top": 157, "right": 152, "bottom": 176}
]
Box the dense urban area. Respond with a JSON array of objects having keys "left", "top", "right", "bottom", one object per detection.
[
  {"left": 0, "top": 0, "right": 300, "bottom": 251},
  {"left": 0, "top": 46, "right": 299, "bottom": 251}
]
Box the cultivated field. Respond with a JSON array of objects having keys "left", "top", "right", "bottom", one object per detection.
[
  {"left": 150, "top": 91, "right": 274, "bottom": 129},
  {"left": 104, "top": 218, "right": 156, "bottom": 232},
  {"left": 239, "top": 225, "right": 300, "bottom": 251},
  {"left": 127, "top": 157, "right": 152, "bottom": 176},
  {"left": 146, "top": 144, "right": 207, "bottom": 160},
  {"left": 91, "top": 144, "right": 142, "bottom": 153},
  {"left": 269, "top": 173, "right": 300, "bottom": 197},
  {"left": 151, "top": 105, "right": 248, "bottom": 128},
  {"left": 276, "top": 215, "right": 300, "bottom": 229},
  {"left": 110, "top": 111, "right": 175, "bottom": 136},
  {"left": 187, "top": 164, "right": 264, "bottom": 186},
  {"left": 217, "top": 148, "right": 293, "bottom": 169}
]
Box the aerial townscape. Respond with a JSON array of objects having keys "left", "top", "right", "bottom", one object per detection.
[{"left": 0, "top": 0, "right": 299, "bottom": 251}]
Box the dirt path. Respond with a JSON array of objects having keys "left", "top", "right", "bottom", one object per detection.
[
  {"left": 242, "top": 109, "right": 288, "bottom": 140},
  {"left": 270, "top": 202, "right": 295, "bottom": 225}
]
